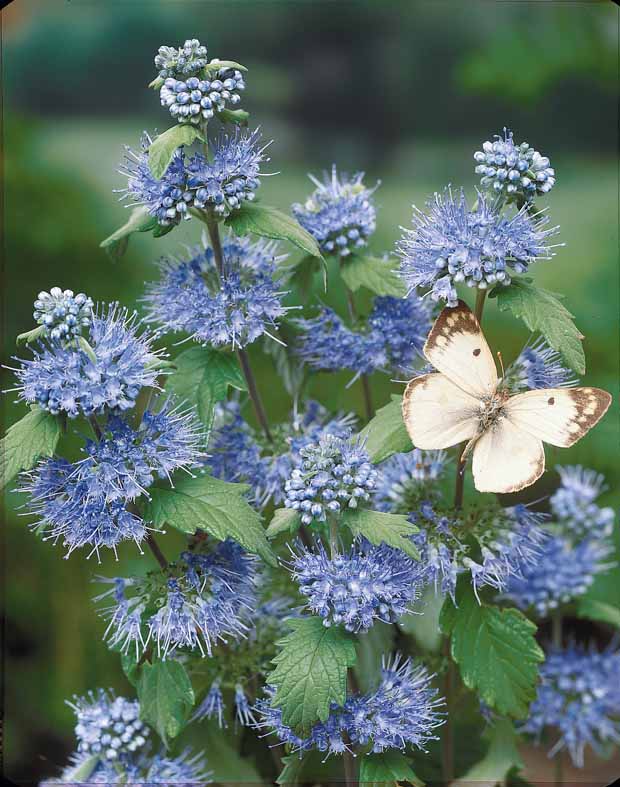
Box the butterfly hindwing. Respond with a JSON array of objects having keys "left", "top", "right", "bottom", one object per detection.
[
  {"left": 472, "top": 417, "right": 545, "bottom": 494},
  {"left": 402, "top": 372, "right": 479, "bottom": 450},
  {"left": 423, "top": 300, "right": 498, "bottom": 398},
  {"left": 504, "top": 387, "right": 612, "bottom": 448}
]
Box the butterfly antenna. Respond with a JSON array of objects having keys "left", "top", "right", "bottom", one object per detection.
[{"left": 497, "top": 350, "right": 505, "bottom": 378}]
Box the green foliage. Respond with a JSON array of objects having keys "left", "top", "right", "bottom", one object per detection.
[
  {"left": 441, "top": 584, "right": 544, "bottom": 719},
  {"left": 491, "top": 278, "right": 585, "bottom": 375},
  {"left": 343, "top": 508, "right": 419, "bottom": 559},
  {"left": 166, "top": 345, "right": 246, "bottom": 434},
  {"left": 226, "top": 202, "right": 323, "bottom": 259},
  {"left": 577, "top": 598, "right": 620, "bottom": 629},
  {"left": 277, "top": 750, "right": 343, "bottom": 785},
  {"left": 268, "top": 616, "right": 357, "bottom": 735},
  {"left": 266, "top": 507, "right": 301, "bottom": 539},
  {"left": 340, "top": 254, "right": 407, "bottom": 298},
  {"left": 144, "top": 475, "right": 277, "bottom": 566},
  {"left": 204, "top": 59, "right": 248, "bottom": 75},
  {"left": 217, "top": 108, "right": 250, "bottom": 126},
  {"left": 200, "top": 718, "right": 262, "bottom": 782},
  {"left": 359, "top": 395, "right": 413, "bottom": 464},
  {"left": 63, "top": 755, "right": 101, "bottom": 780},
  {"left": 137, "top": 660, "right": 194, "bottom": 745},
  {"left": 147, "top": 124, "right": 204, "bottom": 179},
  {"left": 16, "top": 325, "right": 46, "bottom": 346},
  {"left": 100, "top": 206, "right": 158, "bottom": 259},
  {"left": 457, "top": 718, "right": 523, "bottom": 785},
  {"left": 1, "top": 407, "right": 61, "bottom": 491},
  {"left": 120, "top": 651, "right": 140, "bottom": 688},
  {"left": 359, "top": 750, "right": 424, "bottom": 787},
  {"left": 287, "top": 253, "right": 328, "bottom": 296},
  {"left": 354, "top": 622, "right": 395, "bottom": 693}
]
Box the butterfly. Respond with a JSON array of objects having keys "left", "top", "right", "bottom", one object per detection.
[{"left": 401, "top": 300, "right": 612, "bottom": 494}]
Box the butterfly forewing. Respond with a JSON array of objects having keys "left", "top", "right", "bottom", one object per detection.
[
  {"left": 402, "top": 373, "right": 479, "bottom": 450},
  {"left": 504, "top": 387, "right": 612, "bottom": 448},
  {"left": 423, "top": 300, "right": 498, "bottom": 398},
  {"left": 472, "top": 417, "right": 545, "bottom": 494}
]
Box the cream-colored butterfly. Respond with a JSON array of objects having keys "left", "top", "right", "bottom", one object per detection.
[{"left": 402, "top": 300, "right": 612, "bottom": 494}]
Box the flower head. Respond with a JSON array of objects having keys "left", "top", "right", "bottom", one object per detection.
[
  {"left": 289, "top": 539, "right": 425, "bottom": 632},
  {"left": 144, "top": 234, "right": 290, "bottom": 349},
  {"left": 32, "top": 287, "right": 93, "bottom": 342},
  {"left": 292, "top": 166, "right": 378, "bottom": 257},
  {"left": 503, "top": 338, "right": 577, "bottom": 393},
  {"left": 550, "top": 465, "right": 615, "bottom": 540},
  {"left": 154, "top": 38, "right": 209, "bottom": 79},
  {"left": 396, "top": 187, "right": 559, "bottom": 305},
  {"left": 474, "top": 128, "right": 556, "bottom": 202},
  {"left": 284, "top": 433, "right": 377, "bottom": 525},
  {"left": 256, "top": 654, "right": 444, "bottom": 756},
  {"left": 502, "top": 535, "right": 613, "bottom": 616},
  {"left": 160, "top": 69, "right": 245, "bottom": 124},
  {"left": 519, "top": 643, "right": 620, "bottom": 767},
  {"left": 375, "top": 450, "right": 447, "bottom": 513},
  {"left": 12, "top": 304, "right": 162, "bottom": 418},
  {"left": 96, "top": 540, "right": 257, "bottom": 658}
]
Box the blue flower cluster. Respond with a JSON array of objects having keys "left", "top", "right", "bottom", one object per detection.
[
  {"left": 33, "top": 287, "right": 93, "bottom": 342},
  {"left": 144, "top": 234, "right": 290, "bottom": 349},
  {"left": 503, "top": 465, "right": 615, "bottom": 615},
  {"left": 292, "top": 167, "right": 377, "bottom": 257},
  {"left": 296, "top": 292, "right": 432, "bottom": 377},
  {"left": 119, "top": 128, "right": 267, "bottom": 226},
  {"left": 396, "top": 187, "right": 559, "bottom": 305},
  {"left": 284, "top": 432, "right": 377, "bottom": 525},
  {"left": 13, "top": 305, "right": 162, "bottom": 418},
  {"left": 96, "top": 540, "right": 257, "bottom": 658},
  {"left": 160, "top": 70, "right": 245, "bottom": 124},
  {"left": 154, "top": 39, "right": 209, "bottom": 79},
  {"left": 375, "top": 449, "right": 447, "bottom": 513},
  {"left": 474, "top": 128, "right": 556, "bottom": 202},
  {"left": 289, "top": 539, "right": 426, "bottom": 632},
  {"left": 256, "top": 654, "right": 444, "bottom": 756},
  {"left": 503, "top": 338, "right": 577, "bottom": 393},
  {"left": 519, "top": 643, "right": 620, "bottom": 767},
  {"left": 21, "top": 402, "right": 202, "bottom": 558},
  {"left": 208, "top": 400, "right": 355, "bottom": 507}
]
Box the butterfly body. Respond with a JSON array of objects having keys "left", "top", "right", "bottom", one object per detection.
[{"left": 402, "top": 301, "right": 611, "bottom": 494}]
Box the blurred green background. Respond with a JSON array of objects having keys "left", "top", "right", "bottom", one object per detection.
[{"left": 2, "top": 0, "right": 618, "bottom": 781}]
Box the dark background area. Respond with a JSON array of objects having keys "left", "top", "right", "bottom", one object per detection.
[{"left": 2, "top": 0, "right": 618, "bottom": 782}]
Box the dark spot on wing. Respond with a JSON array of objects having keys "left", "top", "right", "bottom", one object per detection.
[
  {"left": 548, "top": 397, "right": 555, "bottom": 405},
  {"left": 473, "top": 348, "right": 481, "bottom": 357}
]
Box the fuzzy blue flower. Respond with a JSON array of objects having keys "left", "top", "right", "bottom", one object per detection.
[
  {"left": 503, "top": 338, "right": 577, "bottom": 393},
  {"left": 11, "top": 305, "right": 163, "bottom": 418},
  {"left": 96, "top": 540, "right": 257, "bottom": 658},
  {"left": 474, "top": 128, "right": 556, "bottom": 202},
  {"left": 292, "top": 166, "right": 377, "bottom": 257},
  {"left": 284, "top": 432, "right": 377, "bottom": 525},
  {"left": 144, "top": 234, "right": 290, "bottom": 349},
  {"left": 396, "top": 187, "right": 559, "bottom": 306},
  {"left": 296, "top": 292, "right": 432, "bottom": 377},
  {"left": 502, "top": 536, "right": 613, "bottom": 616},
  {"left": 67, "top": 690, "right": 148, "bottom": 763},
  {"left": 550, "top": 465, "right": 615, "bottom": 541},
  {"left": 519, "top": 643, "right": 620, "bottom": 767},
  {"left": 154, "top": 38, "right": 209, "bottom": 79},
  {"left": 32, "top": 287, "right": 93, "bottom": 342},
  {"left": 375, "top": 449, "right": 447, "bottom": 513},
  {"left": 160, "top": 70, "right": 245, "bottom": 124},
  {"left": 256, "top": 654, "right": 444, "bottom": 756},
  {"left": 288, "top": 539, "right": 425, "bottom": 632}
]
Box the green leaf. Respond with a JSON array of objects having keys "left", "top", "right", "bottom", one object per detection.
[
  {"left": 399, "top": 586, "right": 444, "bottom": 653},
  {"left": 216, "top": 108, "right": 250, "bottom": 126},
  {"left": 286, "top": 254, "right": 328, "bottom": 296},
  {"left": 166, "top": 346, "right": 246, "bottom": 433},
  {"left": 277, "top": 750, "right": 343, "bottom": 785},
  {"left": 121, "top": 651, "right": 140, "bottom": 687},
  {"left": 359, "top": 395, "right": 412, "bottom": 464},
  {"left": 355, "top": 621, "right": 395, "bottom": 693},
  {"left": 64, "top": 755, "right": 101, "bottom": 780},
  {"left": 441, "top": 585, "right": 544, "bottom": 718},
  {"left": 262, "top": 326, "right": 306, "bottom": 398},
  {"left": 200, "top": 718, "right": 262, "bottom": 782},
  {"left": 269, "top": 616, "right": 357, "bottom": 735},
  {"left": 100, "top": 206, "right": 158, "bottom": 259},
  {"left": 205, "top": 59, "right": 248, "bottom": 74},
  {"left": 144, "top": 475, "right": 276, "bottom": 566},
  {"left": 359, "top": 750, "right": 424, "bottom": 787},
  {"left": 491, "top": 278, "right": 585, "bottom": 375},
  {"left": 343, "top": 508, "right": 419, "bottom": 559},
  {"left": 16, "top": 325, "right": 46, "bottom": 346},
  {"left": 149, "top": 76, "right": 165, "bottom": 90},
  {"left": 226, "top": 202, "right": 323, "bottom": 259},
  {"left": 266, "top": 508, "right": 301, "bottom": 539},
  {"left": 1, "top": 407, "right": 61, "bottom": 491},
  {"left": 458, "top": 718, "right": 524, "bottom": 785},
  {"left": 340, "top": 255, "right": 407, "bottom": 298},
  {"left": 148, "top": 124, "right": 204, "bottom": 180},
  {"left": 576, "top": 598, "right": 620, "bottom": 628},
  {"left": 137, "top": 660, "right": 194, "bottom": 745}
]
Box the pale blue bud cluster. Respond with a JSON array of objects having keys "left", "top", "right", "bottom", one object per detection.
[
  {"left": 475, "top": 128, "right": 556, "bottom": 202},
  {"left": 154, "top": 39, "right": 209, "bottom": 79},
  {"left": 283, "top": 432, "right": 377, "bottom": 525},
  {"left": 160, "top": 70, "right": 244, "bottom": 124},
  {"left": 550, "top": 465, "right": 615, "bottom": 540},
  {"left": 33, "top": 287, "right": 93, "bottom": 342}
]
